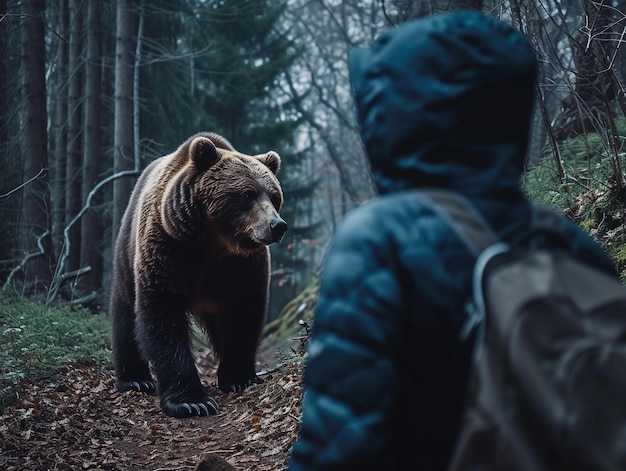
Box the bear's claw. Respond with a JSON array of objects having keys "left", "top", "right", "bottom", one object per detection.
[
  {"left": 219, "top": 375, "right": 264, "bottom": 393},
  {"left": 116, "top": 379, "right": 157, "bottom": 395},
  {"left": 162, "top": 397, "right": 219, "bottom": 418}
]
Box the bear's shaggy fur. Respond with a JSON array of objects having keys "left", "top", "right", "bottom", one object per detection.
[{"left": 109, "top": 132, "right": 287, "bottom": 418}]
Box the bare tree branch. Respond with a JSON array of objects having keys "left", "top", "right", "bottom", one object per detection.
[
  {"left": 0, "top": 168, "right": 46, "bottom": 199},
  {"left": 3, "top": 229, "right": 50, "bottom": 290},
  {"left": 46, "top": 266, "right": 91, "bottom": 306},
  {"left": 46, "top": 169, "right": 139, "bottom": 305}
]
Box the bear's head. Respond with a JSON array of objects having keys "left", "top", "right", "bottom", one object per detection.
[{"left": 161, "top": 133, "right": 287, "bottom": 256}]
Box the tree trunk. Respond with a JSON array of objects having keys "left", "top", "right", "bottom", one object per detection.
[
  {"left": 0, "top": 0, "right": 7, "bottom": 161},
  {"left": 552, "top": 0, "right": 617, "bottom": 140},
  {"left": 133, "top": 0, "right": 143, "bottom": 172},
  {"left": 19, "top": 0, "right": 52, "bottom": 292},
  {"left": 0, "top": 0, "right": 13, "bottom": 281},
  {"left": 112, "top": 0, "right": 138, "bottom": 241},
  {"left": 50, "top": 0, "right": 69, "bottom": 260},
  {"left": 79, "top": 0, "right": 104, "bottom": 295},
  {"left": 65, "top": 0, "right": 85, "bottom": 273}
]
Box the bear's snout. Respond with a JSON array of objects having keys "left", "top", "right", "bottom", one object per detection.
[{"left": 270, "top": 217, "right": 288, "bottom": 243}]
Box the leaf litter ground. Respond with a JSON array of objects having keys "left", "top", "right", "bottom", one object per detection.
[{"left": 0, "top": 344, "right": 303, "bottom": 470}]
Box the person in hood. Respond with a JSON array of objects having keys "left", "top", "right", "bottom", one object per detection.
[{"left": 286, "top": 9, "right": 616, "bottom": 471}]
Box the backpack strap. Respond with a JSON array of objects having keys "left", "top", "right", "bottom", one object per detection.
[
  {"left": 413, "top": 188, "right": 499, "bottom": 254},
  {"left": 413, "top": 189, "right": 506, "bottom": 360},
  {"left": 518, "top": 205, "right": 571, "bottom": 250}
]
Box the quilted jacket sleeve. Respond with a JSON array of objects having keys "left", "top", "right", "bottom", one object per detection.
[{"left": 287, "top": 202, "right": 419, "bottom": 470}]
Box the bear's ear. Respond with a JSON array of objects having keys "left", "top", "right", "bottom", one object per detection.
[
  {"left": 189, "top": 137, "right": 221, "bottom": 171},
  {"left": 257, "top": 151, "right": 281, "bottom": 175}
]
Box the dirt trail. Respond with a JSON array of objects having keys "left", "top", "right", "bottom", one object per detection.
[{"left": 0, "top": 346, "right": 302, "bottom": 471}]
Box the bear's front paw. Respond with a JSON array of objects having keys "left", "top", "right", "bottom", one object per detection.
[
  {"left": 218, "top": 374, "right": 264, "bottom": 393},
  {"left": 116, "top": 379, "right": 157, "bottom": 395},
  {"left": 161, "top": 396, "right": 219, "bottom": 418}
]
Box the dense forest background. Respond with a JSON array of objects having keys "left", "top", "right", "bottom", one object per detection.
[{"left": 1, "top": 0, "right": 626, "bottom": 322}]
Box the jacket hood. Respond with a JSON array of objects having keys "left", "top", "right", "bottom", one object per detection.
[{"left": 348, "top": 10, "right": 537, "bottom": 195}]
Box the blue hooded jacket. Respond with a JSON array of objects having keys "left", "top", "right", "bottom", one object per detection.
[{"left": 287, "top": 10, "right": 615, "bottom": 471}]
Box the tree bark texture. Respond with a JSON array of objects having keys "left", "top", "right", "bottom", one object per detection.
[
  {"left": 65, "top": 0, "right": 84, "bottom": 272},
  {"left": 0, "top": 0, "right": 7, "bottom": 165},
  {"left": 112, "top": 0, "right": 138, "bottom": 241},
  {"left": 19, "top": 0, "right": 52, "bottom": 291},
  {"left": 552, "top": 0, "right": 617, "bottom": 140},
  {"left": 50, "top": 0, "right": 69, "bottom": 259},
  {"left": 79, "top": 0, "right": 104, "bottom": 293}
]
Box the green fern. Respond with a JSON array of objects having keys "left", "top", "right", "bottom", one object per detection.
[{"left": 524, "top": 119, "right": 626, "bottom": 278}]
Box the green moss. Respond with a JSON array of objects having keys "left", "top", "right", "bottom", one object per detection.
[
  {"left": 579, "top": 217, "right": 597, "bottom": 233},
  {"left": 605, "top": 235, "right": 626, "bottom": 282}
]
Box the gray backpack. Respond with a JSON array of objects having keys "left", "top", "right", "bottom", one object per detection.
[{"left": 418, "top": 189, "right": 626, "bottom": 471}]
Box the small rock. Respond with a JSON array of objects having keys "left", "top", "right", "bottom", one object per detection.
[{"left": 194, "top": 454, "right": 237, "bottom": 471}]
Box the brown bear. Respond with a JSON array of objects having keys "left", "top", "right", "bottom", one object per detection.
[{"left": 109, "top": 132, "right": 287, "bottom": 418}]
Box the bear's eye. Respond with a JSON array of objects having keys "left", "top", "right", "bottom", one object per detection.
[
  {"left": 243, "top": 190, "right": 257, "bottom": 201},
  {"left": 270, "top": 194, "right": 281, "bottom": 209}
]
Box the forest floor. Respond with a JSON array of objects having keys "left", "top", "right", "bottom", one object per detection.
[{"left": 0, "top": 340, "right": 304, "bottom": 471}]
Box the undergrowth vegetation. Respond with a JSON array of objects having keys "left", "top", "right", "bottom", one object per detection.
[
  {"left": 524, "top": 118, "right": 626, "bottom": 280},
  {"left": 0, "top": 291, "right": 111, "bottom": 408}
]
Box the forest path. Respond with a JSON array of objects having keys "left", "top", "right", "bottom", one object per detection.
[{"left": 0, "top": 346, "right": 302, "bottom": 471}]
